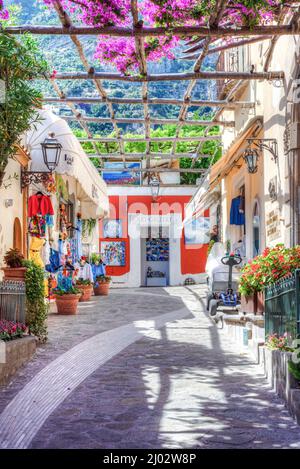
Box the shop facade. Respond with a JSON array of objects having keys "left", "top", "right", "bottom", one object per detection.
[
  {"left": 187, "top": 29, "right": 300, "bottom": 263},
  {"left": 4, "top": 110, "right": 110, "bottom": 287},
  {"left": 99, "top": 186, "right": 209, "bottom": 288},
  {"left": 0, "top": 145, "right": 30, "bottom": 269}
]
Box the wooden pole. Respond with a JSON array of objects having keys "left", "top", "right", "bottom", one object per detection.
[
  {"left": 51, "top": 70, "right": 284, "bottom": 82},
  {"left": 79, "top": 135, "right": 221, "bottom": 143},
  {"left": 5, "top": 24, "right": 300, "bottom": 37},
  {"left": 43, "top": 96, "right": 255, "bottom": 108},
  {"left": 59, "top": 115, "right": 235, "bottom": 127}
]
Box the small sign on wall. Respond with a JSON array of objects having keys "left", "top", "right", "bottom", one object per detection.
[{"left": 266, "top": 208, "right": 281, "bottom": 242}]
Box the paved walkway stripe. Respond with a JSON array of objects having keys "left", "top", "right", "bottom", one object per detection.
[{"left": 0, "top": 307, "right": 190, "bottom": 449}]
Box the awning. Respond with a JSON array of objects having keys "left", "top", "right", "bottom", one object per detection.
[
  {"left": 22, "top": 110, "right": 109, "bottom": 219},
  {"left": 209, "top": 116, "right": 263, "bottom": 189},
  {"left": 183, "top": 175, "right": 220, "bottom": 224}
]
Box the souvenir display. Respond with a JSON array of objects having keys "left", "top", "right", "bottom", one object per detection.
[
  {"left": 100, "top": 241, "right": 126, "bottom": 266},
  {"left": 75, "top": 256, "right": 94, "bottom": 282},
  {"left": 146, "top": 238, "right": 169, "bottom": 261},
  {"left": 103, "top": 219, "right": 122, "bottom": 238},
  {"left": 184, "top": 217, "right": 210, "bottom": 245}
]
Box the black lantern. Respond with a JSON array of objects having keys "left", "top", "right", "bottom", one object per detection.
[
  {"left": 21, "top": 132, "right": 62, "bottom": 189},
  {"left": 150, "top": 176, "right": 160, "bottom": 201},
  {"left": 41, "top": 132, "right": 62, "bottom": 172},
  {"left": 243, "top": 147, "right": 260, "bottom": 174}
]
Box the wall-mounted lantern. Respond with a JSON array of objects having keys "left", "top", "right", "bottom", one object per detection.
[
  {"left": 21, "top": 133, "right": 62, "bottom": 189},
  {"left": 149, "top": 176, "right": 160, "bottom": 201},
  {"left": 243, "top": 138, "right": 278, "bottom": 174}
]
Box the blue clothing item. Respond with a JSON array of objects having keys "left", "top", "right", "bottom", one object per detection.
[
  {"left": 92, "top": 263, "right": 106, "bottom": 282},
  {"left": 57, "top": 271, "right": 73, "bottom": 291},
  {"left": 45, "top": 248, "right": 61, "bottom": 273},
  {"left": 75, "top": 218, "right": 82, "bottom": 261},
  {"left": 230, "top": 196, "right": 245, "bottom": 226},
  {"left": 45, "top": 214, "right": 54, "bottom": 227}
]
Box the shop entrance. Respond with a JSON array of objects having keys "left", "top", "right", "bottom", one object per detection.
[{"left": 140, "top": 222, "right": 170, "bottom": 287}]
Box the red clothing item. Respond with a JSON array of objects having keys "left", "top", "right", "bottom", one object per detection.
[{"left": 28, "top": 194, "right": 54, "bottom": 217}]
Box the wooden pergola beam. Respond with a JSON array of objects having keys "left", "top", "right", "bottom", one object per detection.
[
  {"left": 182, "top": 36, "right": 273, "bottom": 59},
  {"left": 79, "top": 136, "right": 221, "bottom": 143},
  {"left": 88, "top": 153, "right": 211, "bottom": 159},
  {"left": 43, "top": 96, "right": 255, "bottom": 108},
  {"left": 5, "top": 24, "right": 300, "bottom": 37},
  {"left": 100, "top": 168, "right": 207, "bottom": 173},
  {"left": 60, "top": 115, "right": 235, "bottom": 127},
  {"left": 50, "top": 70, "right": 284, "bottom": 82}
]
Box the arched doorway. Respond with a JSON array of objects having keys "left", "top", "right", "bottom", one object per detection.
[
  {"left": 253, "top": 201, "right": 260, "bottom": 258},
  {"left": 13, "top": 217, "right": 22, "bottom": 253}
]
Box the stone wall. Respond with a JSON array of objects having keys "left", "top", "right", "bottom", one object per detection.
[
  {"left": 262, "top": 348, "right": 300, "bottom": 425},
  {"left": 0, "top": 337, "right": 36, "bottom": 386}
]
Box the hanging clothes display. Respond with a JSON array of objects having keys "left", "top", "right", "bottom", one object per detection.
[
  {"left": 75, "top": 215, "right": 83, "bottom": 261},
  {"left": 92, "top": 261, "right": 106, "bottom": 281},
  {"left": 45, "top": 248, "right": 61, "bottom": 273},
  {"left": 29, "top": 237, "right": 46, "bottom": 268},
  {"left": 230, "top": 196, "right": 245, "bottom": 226},
  {"left": 28, "top": 215, "right": 47, "bottom": 238},
  {"left": 28, "top": 193, "right": 54, "bottom": 217},
  {"left": 75, "top": 258, "right": 94, "bottom": 282},
  {"left": 28, "top": 193, "right": 54, "bottom": 239}
]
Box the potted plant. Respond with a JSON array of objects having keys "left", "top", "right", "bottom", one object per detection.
[
  {"left": 94, "top": 276, "right": 112, "bottom": 296},
  {"left": 2, "top": 248, "right": 26, "bottom": 281},
  {"left": 239, "top": 245, "right": 300, "bottom": 314},
  {"left": 76, "top": 278, "right": 94, "bottom": 302},
  {"left": 53, "top": 286, "right": 82, "bottom": 315}
]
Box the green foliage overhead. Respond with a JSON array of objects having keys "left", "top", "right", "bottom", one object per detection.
[
  {"left": 0, "top": 32, "right": 48, "bottom": 186},
  {"left": 75, "top": 118, "right": 221, "bottom": 185}
]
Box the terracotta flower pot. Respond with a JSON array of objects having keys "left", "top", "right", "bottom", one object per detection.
[
  {"left": 94, "top": 282, "right": 110, "bottom": 296},
  {"left": 241, "top": 291, "right": 265, "bottom": 315},
  {"left": 54, "top": 293, "right": 82, "bottom": 315},
  {"left": 241, "top": 293, "right": 258, "bottom": 314},
  {"left": 77, "top": 284, "right": 93, "bottom": 302},
  {"left": 256, "top": 290, "right": 265, "bottom": 315},
  {"left": 2, "top": 267, "right": 27, "bottom": 282}
]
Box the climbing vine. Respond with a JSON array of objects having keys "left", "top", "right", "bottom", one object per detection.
[
  {"left": 23, "top": 260, "right": 48, "bottom": 343},
  {"left": 82, "top": 218, "right": 97, "bottom": 238},
  {"left": 42, "top": 0, "right": 286, "bottom": 73}
]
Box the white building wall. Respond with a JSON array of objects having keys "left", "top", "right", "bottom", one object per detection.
[{"left": 0, "top": 158, "right": 24, "bottom": 271}]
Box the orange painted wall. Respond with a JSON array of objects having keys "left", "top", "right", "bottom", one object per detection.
[{"left": 99, "top": 195, "right": 209, "bottom": 277}]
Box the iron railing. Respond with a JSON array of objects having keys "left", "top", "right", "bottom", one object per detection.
[
  {"left": 0, "top": 280, "right": 26, "bottom": 324},
  {"left": 265, "top": 270, "right": 300, "bottom": 339}
]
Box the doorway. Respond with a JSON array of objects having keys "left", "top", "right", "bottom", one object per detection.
[
  {"left": 13, "top": 217, "right": 22, "bottom": 253},
  {"left": 253, "top": 201, "right": 260, "bottom": 257},
  {"left": 140, "top": 233, "right": 170, "bottom": 287}
]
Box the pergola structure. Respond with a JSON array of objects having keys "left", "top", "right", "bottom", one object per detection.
[{"left": 5, "top": 0, "right": 300, "bottom": 184}]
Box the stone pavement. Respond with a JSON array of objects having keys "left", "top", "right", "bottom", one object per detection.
[{"left": 0, "top": 286, "right": 300, "bottom": 449}]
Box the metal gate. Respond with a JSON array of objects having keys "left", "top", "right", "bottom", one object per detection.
[
  {"left": 265, "top": 270, "right": 300, "bottom": 339},
  {"left": 0, "top": 280, "right": 26, "bottom": 324}
]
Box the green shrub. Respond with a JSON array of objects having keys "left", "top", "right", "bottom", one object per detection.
[{"left": 23, "top": 260, "right": 48, "bottom": 343}]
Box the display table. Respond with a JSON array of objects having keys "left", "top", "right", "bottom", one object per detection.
[{"left": 146, "top": 277, "right": 167, "bottom": 287}]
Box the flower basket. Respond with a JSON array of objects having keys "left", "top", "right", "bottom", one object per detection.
[
  {"left": 240, "top": 291, "right": 265, "bottom": 315},
  {"left": 2, "top": 248, "right": 26, "bottom": 281},
  {"left": 54, "top": 293, "right": 82, "bottom": 315},
  {"left": 257, "top": 290, "right": 265, "bottom": 315},
  {"left": 77, "top": 284, "right": 94, "bottom": 302},
  {"left": 240, "top": 293, "right": 258, "bottom": 314}
]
